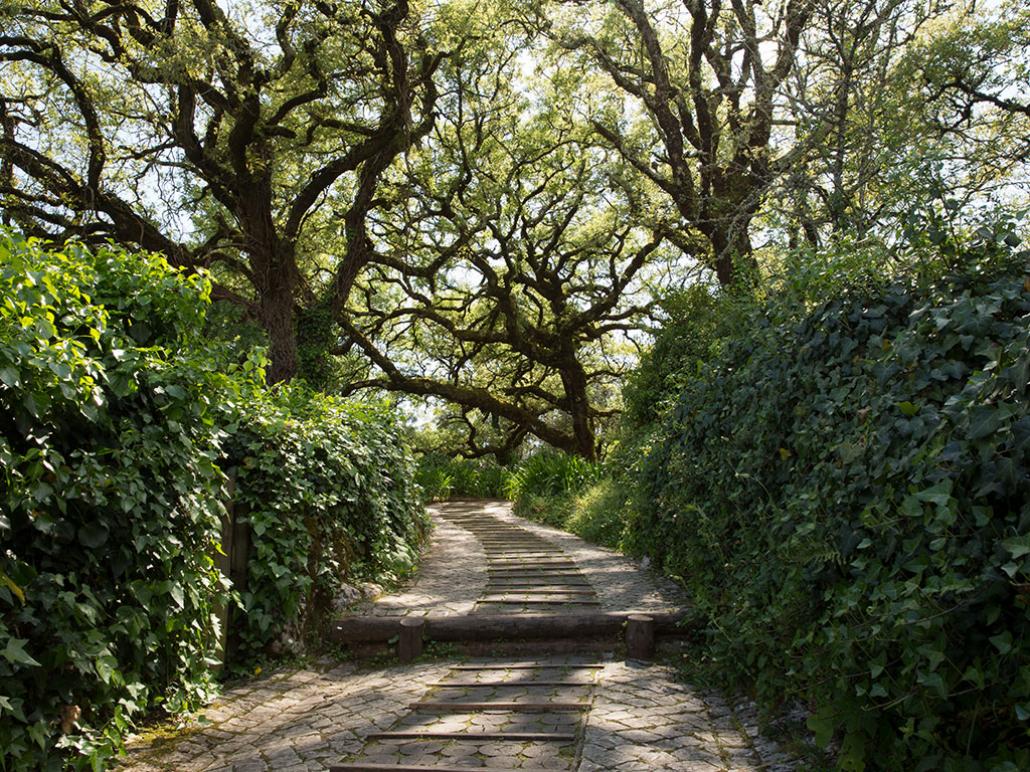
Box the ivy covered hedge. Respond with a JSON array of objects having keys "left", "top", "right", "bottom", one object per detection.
[
  {"left": 634, "top": 240, "right": 1030, "bottom": 769},
  {"left": 0, "top": 232, "right": 425, "bottom": 769},
  {"left": 231, "top": 392, "right": 425, "bottom": 659}
]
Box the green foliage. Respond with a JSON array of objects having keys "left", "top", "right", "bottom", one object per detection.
[
  {"left": 229, "top": 391, "right": 427, "bottom": 659},
  {"left": 506, "top": 443, "right": 643, "bottom": 550},
  {"left": 0, "top": 233, "right": 230, "bottom": 769},
  {"left": 414, "top": 453, "right": 508, "bottom": 501},
  {"left": 295, "top": 301, "right": 341, "bottom": 391},
  {"left": 633, "top": 234, "right": 1030, "bottom": 769},
  {"left": 505, "top": 451, "right": 601, "bottom": 527},
  {"left": 0, "top": 232, "right": 425, "bottom": 769},
  {"left": 564, "top": 478, "right": 628, "bottom": 549},
  {"left": 504, "top": 451, "right": 600, "bottom": 502},
  {"left": 623, "top": 285, "right": 749, "bottom": 429}
]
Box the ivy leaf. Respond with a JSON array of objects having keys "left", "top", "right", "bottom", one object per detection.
[
  {"left": 1002, "top": 535, "right": 1030, "bottom": 559},
  {"left": 915, "top": 481, "right": 952, "bottom": 506},
  {"left": 807, "top": 710, "right": 836, "bottom": 747},
  {"left": 78, "top": 521, "right": 110, "bottom": 549},
  {"left": 897, "top": 401, "right": 919, "bottom": 417},
  {"left": 27, "top": 720, "right": 48, "bottom": 750},
  {"left": 1, "top": 637, "right": 42, "bottom": 667},
  {"left": 990, "top": 631, "right": 1013, "bottom": 655},
  {"left": 967, "top": 406, "right": 1002, "bottom": 440},
  {"left": 1, "top": 571, "right": 25, "bottom": 604},
  {"left": 94, "top": 654, "right": 118, "bottom": 684},
  {"left": 0, "top": 365, "right": 20, "bottom": 387}
]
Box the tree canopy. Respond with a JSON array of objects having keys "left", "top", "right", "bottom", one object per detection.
[{"left": 2, "top": 0, "right": 1027, "bottom": 457}]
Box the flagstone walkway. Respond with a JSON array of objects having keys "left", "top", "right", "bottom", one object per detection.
[{"left": 118, "top": 500, "right": 799, "bottom": 771}]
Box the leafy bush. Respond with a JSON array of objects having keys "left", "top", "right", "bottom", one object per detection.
[
  {"left": 230, "top": 390, "right": 427, "bottom": 659},
  {"left": 563, "top": 478, "right": 628, "bottom": 549},
  {"left": 0, "top": 233, "right": 231, "bottom": 768},
  {"left": 504, "top": 451, "right": 599, "bottom": 501},
  {"left": 634, "top": 236, "right": 1030, "bottom": 769},
  {"left": 623, "top": 284, "right": 748, "bottom": 429},
  {"left": 0, "top": 232, "right": 425, "bottom": 768},
  {"left": 505, "top": 451, "right": 601, "bottom": 527},
  {"left": 415, "top": 452, "right": 508, "bottom": 501}
]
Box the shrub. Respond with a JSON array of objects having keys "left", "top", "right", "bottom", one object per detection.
[
  {"left": 229, "top": 390, "right": 427, "bottom": 659},
  {"left": 0, "top": 232, "right": 426, "bottom": 768},
  {"left": 622, "top": 284, "right": 748, "bottom": 429},
  {"left": 505, "top": 451, "right": 601, "bottom": 527},
  {"left": 564, "top": 478, "right": 628, "bottom": 549},
  {"left": 415, "top": 453, "right": 508, "bottom": 501},
  {"left": 0, "top": 233, "right": 231, "bottom": 768},
  {"left": 634, "top": 236, "right": 1030, "bottom": 769},
  {"left": 504, "top": 451, "right": 599, "bottom": 501}
]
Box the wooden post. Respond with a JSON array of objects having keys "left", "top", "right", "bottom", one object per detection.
[
  {"left": 398, "top": 617, "right": 425, "bottom": 663},
  {"left": 626, "top": 614, "right": 655, "bottom": 661}
]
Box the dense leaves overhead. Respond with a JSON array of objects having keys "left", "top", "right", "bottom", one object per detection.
[
  {"left": 0, "top": 0, "right": 443, "bottom": 381},
  {"left": 3, "top": 0, "right": 1025, "bottom": 453},
  {"left": 343, "top": 32, "right": 674, "bottom": 458}
]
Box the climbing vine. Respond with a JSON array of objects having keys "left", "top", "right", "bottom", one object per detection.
[
  {"left": 0, "top": 232, "right": 425, "bottom": 769},
  {"left": 635, "top": 232, "right": 1030, "bottom": 769}
]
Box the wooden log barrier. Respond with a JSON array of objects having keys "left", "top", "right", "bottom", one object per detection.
[
  {"left": 332, "top": 611, "right": 688, "bottom": 645},
  {"left": 625, "top": 614, "right": 655, "bottom": 661},
  {"left": 397, "top": 617, "right": 425, "bottom": 662}
]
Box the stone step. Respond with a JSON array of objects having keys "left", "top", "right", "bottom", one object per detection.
[
  {"left": 449, "top": 662, "right": 604, "bottom": 670},
  {"left": 433, "top": 681, "right": 592, "bottom": 687},
  {"left": 410, "top": 701, "right": 588, "bottom": 711},
  {"left": 332, "top": 765, "right": 554, "bottom": 772}
]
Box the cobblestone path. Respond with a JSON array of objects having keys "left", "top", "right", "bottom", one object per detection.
[
  {"left": 444, "top": 504, "right": 602, "bottom": 614},
  {"left": 353, "top": 500, "right": 687, "bottom": 618},
  {"left": 119, "top": 500, "right": 796, "bottom": 771}
]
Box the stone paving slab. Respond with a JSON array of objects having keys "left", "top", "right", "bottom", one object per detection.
[
  {"left": 350, "top": 510, "right": 486, "bottom": 617},
  {"left": 119, "top": 500, "right": 798, "bottom": 771},
  {"left": 478, "top": 501, "right": 689, "bottom": 614},
  {"left": 117, "top": 661, "right": 451, "bottom": 772},
  {"left": 581, "top": 661, "right": 761, "bottom": 771},
  {"left": 118, "top": 658, "right": 794, "bottom": 771}
]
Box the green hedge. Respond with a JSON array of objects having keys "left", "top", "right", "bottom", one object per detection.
[
  {"left": 634, "top": 241, "right": 1030, "bottom": 769},
  {"left": 0, "top": 233, "right": 424, "bottom": 769},
  {"left": 230, "top": 391, "right": 427, "bottom": 659},
  {"left": 504, "top": 451, "right": 600, "bottom": 528}
]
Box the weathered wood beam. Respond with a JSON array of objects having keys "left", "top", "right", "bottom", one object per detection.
[{"left": 331, "top": 611, "right": 689, "bottom": 643}]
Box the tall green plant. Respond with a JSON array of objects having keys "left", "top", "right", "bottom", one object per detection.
[
  {"left": 503, "top": 451, "right": 600, "bottom": 502},
  {"left": 415, "top": 453, "right": 509, "bottom": 501},
  {"left": 0, "top": 232, "right": 428, "bottom": 768},
  {"left": 634, "top": 233, "right": 1030, "bottom": 769},
  {"left": 229, "top": 390, "right": 427, "bottom": 658}
]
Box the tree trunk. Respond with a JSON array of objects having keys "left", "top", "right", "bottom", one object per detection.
[
  {"left": 710, "top": 221, "right": 756, "bottom": 288},
  {"left": 261, "top": 280, "right": 298, "bottom": 384},
  {"left": 560, "top": 360, "right": 597, "bottom": 460},
  {"left": 239, "top": 180, "right": 300, "bottom": 384}
]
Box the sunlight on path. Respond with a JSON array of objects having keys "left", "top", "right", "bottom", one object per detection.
[{"left": 119, "top": 500, "right": 798, "bottom": 771}]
